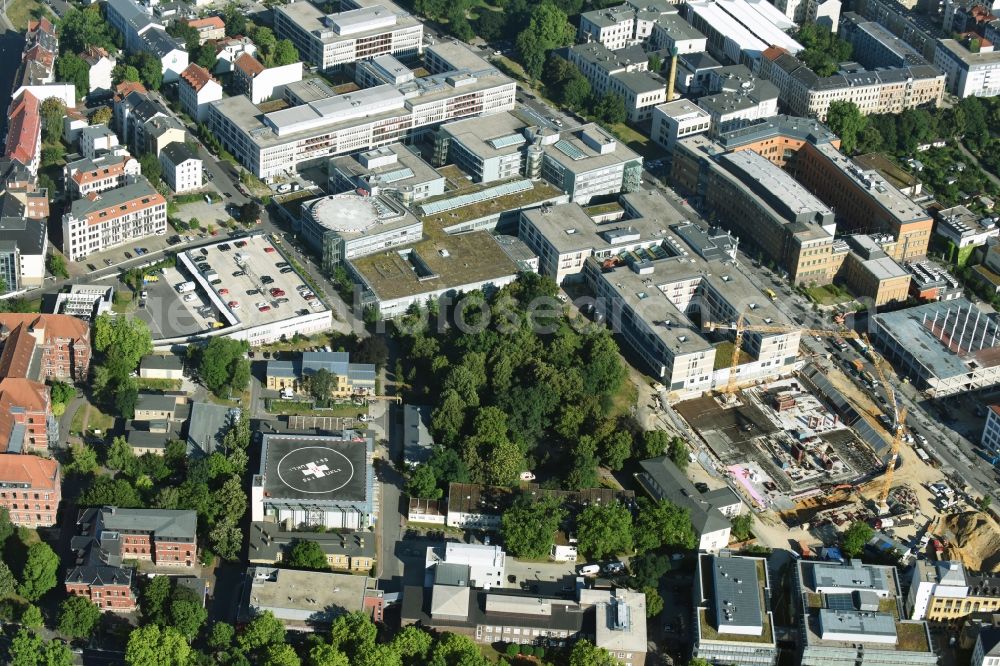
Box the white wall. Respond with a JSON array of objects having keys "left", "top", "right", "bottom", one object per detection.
[{"left": 250, "top": 62, "right": 304, "bottom": 104}]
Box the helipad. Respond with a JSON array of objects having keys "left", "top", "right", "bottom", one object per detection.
[
  {"left": 303, "top": 193, "right": 401, "bottom": 234},
  {"left": 259, "top": 434, "right": 369, "bottom": 503}
]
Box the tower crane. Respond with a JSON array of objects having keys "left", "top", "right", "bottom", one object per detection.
[{"left": 865, "top": 334, "right": 907, "bottom": 514}]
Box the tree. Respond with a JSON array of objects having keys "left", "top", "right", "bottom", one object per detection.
[
  {"left": 65, "top": 443, "right": 99, "bottom": 476},
  {"left": 731, "top": 512, "right": 754, "bottom": 542},
  {"left": 309, "top": 643, "right": 351, "bottom": 666},
  {"left": 107, "top": 435, "right": 138, "bottom": 475},
  {"left": 194, "top": 42, "right": 218, "bottom": 70},
  {"left": 270, "top": 39, "right": 299, "bottom": 67},
  {"left": 125, "top": 625, "right": 191, "bottom": 666},
  {"left": 44, "top": 640, "right": 74, "bottom": 666},
  {"left": 55, "top": 53, "right": 90, "bottom": 99},
  {"left": 0, "top": 560, "right": 16, "bottom": 597},
  {"left": 133, "top": 52, "right": 163, "bottom": 90},
  {"left": 206, "top": 622, "right": 234, "bottom": 650},
  {"left": 476, "top": 10, "right": 507, "bottom": 42},
  {"left": 979, "top": 495, "right": 993, "bottom": 510},
  {"left": 59, "top": 7, "right": 116, "bottom": 54},
  {"left": 266, "top": 644, "right": 302, "bottom": 666},
  {"left": 116, "top": 64, "right": 141, "bottom": 84},
  {"left": 222, "top": 3, "right": 247, "bottom": 36},
  {"left": 501, "top": 493, "right": 566, "bottom": 559},
  {"left": 516, "top": 3, "right": 575, "bottom": 80},
  {"left": 0, "top": 507, "right": 14, "bottom": 550},
  {"left": 406, "top": 464, "right": 441, "bottom": 499},
  {"left": 19, "top": 542, "right": 59, "bottom": 601},
  {"left": 593, "top": 93, "right": 626, "bottom": 125},
  {"left": 78, "top": 476, "right": 143, "bottom": 508},
  {"left": 91, "top": 106, "right": 113, "bottom": 126},
  {"left": 167, "top": 21, "right": 200, "bottom": 52},
  {"left": 209, "top": 518, "right": 242, "bottom": 561},
  {"left": 630, "top": 552, "right": 670, "bottom": 589},
  {"left": 21, "top": 604, "right": 43, "bottom": 628},
  {"left": 237, "top": 610, "right": 285, "bottom": 653},
  {"left": 329, "top": 611, "right": 378, "bottom": 657},
  {"left": 169, "top": 587, "right": 208, "bottom": 641},
  {"left": 239, "top": 201, "right": 261, "bottom": 223},
  {"left": 668, "top": 437, "right": 689, "bottom": 471},
  {"left": 309, "top": 368, "right": 336, "bottom": 404},
  {"left": 40, "top": 97, "right": 66, "bottom": 145},
  {"left": 93, "top": 314, "right": 153, "bottom": 379},
  {"left": 841, "top": 520, "right": 874, "bottom": 557},
  {"left": 642, "top": 586, "right": 663, "bottom": 618},
  {"left": 142, "top": 574, "right": 171, "bottom": 625},
  {"left": 139, "top": 152, "right": 163, "bottom": 187},
  {"left": 285, "top": 540, "right": 330, "bottom": 571},
  {"left": 568, "top": 639, "right": 618, "bottom": 666},
  {"left": 355, "top": 335, "right": 388, "bottom": 368},
  {"left": 10, "top": 629, "right": 43, "bottom": 666},
  {"left": 639, "top": 430, "right": 669, "bottom": 459},
  {"left": 390, "top": 625, "right": 433, "bottom": 662},
  {"left": 429, "top": 632, "right": 488, "bottom": 666},
  {"left": 601, "top": 430, "right": 632, "bottom": 471},
  {"left": 825, "top": 101, "right": 867, "bottom": 154},
  {"left": 196, "top": 337, "right": 250, "bottom": 397},
  {"left": 633, "top": 498, "right": 696, "bottom": 553},
  {"left": 576, "top": 501, "right": 633, "bottom": 560},
  {"left": 58, "top": 595, "right": 102, "bottom": 638}
]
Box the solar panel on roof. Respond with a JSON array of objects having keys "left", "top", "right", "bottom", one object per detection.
[
  {"left": 825, "top": 593, "right": 855, "bottom": 611},
  {"left": 488, "top": 133, "right": 527, "bottom": 150},
  {"left": 379, "top": 167, "right": 414, "bottom": 183},
  {"left": 554, "top": 139, "right": 587, "bottom": 160}
]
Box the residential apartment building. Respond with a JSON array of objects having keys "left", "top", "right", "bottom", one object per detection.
[
  {"left": 0, "top": 313, "right": 91, "bottom": 382},
  {"left": 232, "top": 56, "right": 303, "bottom": 104},
  {"left": 639, "top": 457, "right": 738, "bottom": 551},
  {"left": 104, "top": 0, "right": 188, "bottom": 82},
  {"left": 567, "top": 43, "right": 668, "bottom": 123},
  {"left": 692, "top": 553, "right": 778, "bottom": 666},
  {"left": 759, "top": 46, "right": 945, "bottom": 120},
  {"left": 187, "top": 16, "right": 225, "bottom": 44},
  {"left": 62, "top": 177, "right": 167, "bottom": 262},
  {"left": 579, "top": 190, "right": 799, "bottom": 397},
  {"left": 0, "top": 454, "right": 60, "bottom": 526},
  {"left": 249, "top": 522, "right": 376, "bottom": 572},
  {"left": 213, "top": 36, "right": 258, "bottom": 74},
  {"left": 935, "top": 38, "right": 1000, "bottom": 97},
  {"left": 651, "top": 100, "right": 712, "bottom": 149},
  {"left": 264, "top": 351, "right": 376, "bottom": 396},
  {"left": 694, "top": 65, "right": 779, "bottom": 134},
  {"left": 79, "top": 125, "right": 120, "bottom": 161},
  {"left": 0, "top": 193, "right": 47, "bottom": 291},
  {"left": 578, "top": 0, "right": 678, "bottom": 50},
  {"left": 179, "top": 63, "right": 222, "bottom": 123},
  {"left": 274, "top": 0, "right": 422, "bottom": 71},
  {"left": 908, "top": 559, "right": 1000, "bottom": 623},
  {"left": 5, "top": 91, "right": 41, "bottom": 177},
  {"left": 540, "top": 124, "right": 643, "bottom": 204},
  {"left": 795, "top": 559, "right": 936, "bottom": 666},
  {"left": 209, "top": 43, "right": 515, "bottom": 179},
  {"left": 673, "top": 136, "right": 838, "bottom": 285},
  {"left": 81, "top": 46, "right": 115, "bottom": 94},
  {"left": 159, "top": 143, "right": 202, "bottom": 193},
  {"left": 64, "top": 152, "right": 141, "bottom": 199}
]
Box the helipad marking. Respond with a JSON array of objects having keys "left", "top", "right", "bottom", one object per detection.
[{"left": 276, "top": 446, "right": 355, "bottom": 494}]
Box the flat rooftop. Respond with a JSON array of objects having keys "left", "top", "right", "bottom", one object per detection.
[
  {"left": 276, "top": 1, "right": 417, "bottom": 42},
  {"left": 711, "top": 555, "right": 764, "bottom": 631},
  {"left": 872, "top": 298, "right": 1000, "bottom": 378},
  {"left": 654, "top": 13, "right": 705, "bottom": 41},
  {"left": 802, "top": 560, "right": 893, "bottom": 594},
  {"left": 302, "top": 193, "right": 419, "bottom": 240},
  {"left": 245, "top": 567, "right": 370, "bottom": 621},
  {"left": 718, "top": 114, "right": 839, "bottom": 150},
  {"left": 419, "top": 177, "right": 564, "bottom": 232},
  {"left": 541, "top": 124, "right": 642, "bottom": 174},
  {"left": 441, "top": 111, "right": 530, "bottom": 160},
  {"left": 350, "top": 231, "right": 521, "bottom": 302},
  {"left": 655, "top": 99, "right": 710, "bottom": 121},
  {"left": 259, "top": 432, "right": 371, "bottom": 503},
  {"left": 329, "top": 143, "right": 440, "bottom": 192}
]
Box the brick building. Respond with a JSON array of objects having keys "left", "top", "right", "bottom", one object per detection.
[
  {"left": 0, "top": 454, "right": 60, "bottom": 526},
  {"left": 67, "top": 507, "right": 198, "bottom": 610},
  {"left": 0, "top": 313, "right": 91, "bottom": 382}
]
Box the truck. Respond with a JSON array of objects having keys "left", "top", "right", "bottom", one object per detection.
[
  {"left": 851, "top": 359, "right": 864, "bottom": 373},
  {"left": 851, "top": 337, "right": 869, "bottom": 354},
  {"left": 204, "top": 271, "right": 219, "bottom": 283},
  {"left": 861, "top": 370, "right": 879, "bottom": 387},
  {"left": 175, "top": 281, "right": 196, "bottom": 294}
]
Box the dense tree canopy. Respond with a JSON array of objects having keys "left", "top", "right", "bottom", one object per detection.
[
  {"left": 501, "top": 493, "right": 566, "bottom": 559},
  {"left": 285, "top": 539, "right": 330, "bottom": 571},
  {"left": 576, "top": 501, "right": 633, "bottom": 560},
  {"left": 842, "top": 520, "right": 874, "bottom": 557},
  {"left": 796, "top": 22, "right": 852, "bottom": 77},
  {"left": 59, "top": 6, "right": 117, "bottom": 54},
  {"left": 192, "top": 337, "right": 250, "bottom": 397},
  {"left": 516, "top": 3, "right": 575, "bottom": 79},
  {"left": 58, "top": 595, "right": 102, "bottom": 638},
  {"left": 19, "top": 542, "right": 59, "bottom": 601}
]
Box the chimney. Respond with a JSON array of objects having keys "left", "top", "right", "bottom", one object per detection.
[{"left": 666, "top": 48, "right": 679, "bottom": 102}]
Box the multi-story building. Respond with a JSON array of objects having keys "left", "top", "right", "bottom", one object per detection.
[
  {"left": 651, "top": 99, "right": 712, "bottom": 149},
  {"left": 674, "top": 136, "right": 838, "bottom": 285},
  {"left": 213, "top": 36, "right": 258, "bottom": 74},
  {"left": 5, "top": 91, "right": 41, "bottom": 177},
  {"left": 974, "top": 627, "right": 1000, "bottom": 666},
  {"left": 62, "top": 177, "right": 167, "bottom": 262},
  {"left": 907, "top": 559, "right": 1000, "bottom": 623},
  {"left": 771, "top": 0, "right": 842, "bottom": 26},
  {"left": 759, "top": 46, "right": 945, "bottom": 120},
  {"left": 64, "top": 152, "right": 140, "bottom": 199},
  {"left": 567, "top": 43, "right": 668, "bottom": 123},
  {"left": 187, "top": 16, "right": 225, "bottom": 44},
  {"left": 795, "top": 559, "right": 936, "bottom": 666},
  {"left": 179, "top": 63, "right": 222, "bottom": 123},
  {"left": 0, "top": 313, "right": 91, "bottom": 382},
  {"left": 0, "top": 378, "right": 57, "bottom": 454},
  {"left": 240, "top": 567, "right": 384, "bottom": 629},
  {"left": 274, "top": 0, "right": 422, "bottom": 71},
  {"left": 104, "top": 0, "right": 187, "bottom": 82},
  {"left": 79, "top": 125, "right": 120, "bottom": 161},
  {"left": 649, "top": 13, "right": 708, "bottom": 55},
  {"left": 982, "top": 405, "right": 1000, "bottom": 463},
  {"left": 249, "top": 522, "right": 376, "bottom": 572},
  {"left": 684, "top": 0, "right": 802, "bottom": 70},
  {"left": 265, "top": 351, "right": 376, "bottom": 396},
  {"left": 540, "top": 124, "right": 643, "bottom": 204},
  {"left": 426, "top": 543, "right": 507, "bottom": 590},
  {"left": 935, "top": 38, "right": 1000, "bottom": 97},
  {"left": 158, "top": 143, "right": 202, "bottom": 193},
  {"left": 694, "top": 65, "right": 779, "bottom": 134},
  {"left": 329, "top": 143, "right": 445, "bottom": 204},
  {"left": 81, "top": 46, "right": 116, "bottom": 94},
  {"left": 578, "top": 0, "right": 677, "bottom": 50},
  {"left": 638, "top": 457, "right": 739, "bottom": 551},
  {"left": 439, "top": 112, "right": 532, "bottom": 184},
  {"left": 143, "top": 116, "right": 186, "bottom": 156},
  {"left": 232, "top": 56, "right": 303, "bottom": 104},
  {"left": 935, "top": 204, "right": 1000, "bottom": 250},
  {"left": 838, "top": 235, "right": 911, "bottom": 307},
  {"left": 51, "top": 284, "right": 115, "bottom": 320},
  {"left": 209, "top": 43, "right": 516, "bottom": 179},
  {"left": 0, "top": 454, "right": 60, "bottom": 526},
  {"left": 906, "top": 260, "right": 963, "bottom": 301},
  {"left": 692, "top": 553, "right": 778, "bottom": 666},
  {"left": 0, "top": 193, "right": 47, "bottom": 291},
  {"left": 579, "top": 190, "right": 799, "bottom": 398}
]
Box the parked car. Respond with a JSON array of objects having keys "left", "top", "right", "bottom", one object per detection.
[
  {"left": 264, "top": 246, "right": 276, "bottom": 253},
  {"left": 280, "top": 267, "right": 294, "bottom": 274}
]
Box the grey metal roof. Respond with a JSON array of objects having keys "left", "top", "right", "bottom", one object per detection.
[
  {"left": 95, "top": 506, "right": 197, "bottom": 541},
  {"left": 710, "top": 555, "right": 764, "bottom": 631},
  {"left": 160, "top": 142, "right": 200, "bottom": 167},
  {"left": 140, "top": 354, "right": 183, "bottom": 371},
  {"left": 818, "top": 608, "right": 896, "bottom": 637},
  {"left": 638, "top": 456, "right": 732, "bottom": 536},
  {"left": 0, "top": 195, "right": 46, "bottom": 255},
  {"left": 248, "top": 521, "right": 375, "bottom": 561},
  {"left": 136, "top": 393, "right": 179, "bottom": 414},
  {"left": 403, "top": 404, "right": 434, "bottom": 465},
  {"left": 186, "top": 401, "right": 238, "bottom": 457},
  {"left": 805, "top": 559, "right": 891, "bottom": 594}
]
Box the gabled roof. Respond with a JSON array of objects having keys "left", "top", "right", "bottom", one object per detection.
[
  {"left": 234, "top": 52, "right": 265, "bottom": 78},
  {"left": 188, "top": 16, "right": 225, "bottom": 31},
  {"left": 0, "top": 313, "right": 90, "bottom": 344},
  {"left": 5, "top": 91, "right": 40, "bottom": 167},
  {"left": 160, "top": 142, "right": 200, "bottom": 167},
  {"left": 0, "top": 453, "right": 57, "bottom": 488},
  {"left": 83, "top": 506, "right": 197, "bottom": 541},
  {"left": 65, "top": 565, "right": 132, "bottom": 587},
  {"left": 180, "top": 63, "right": 216, "bottom": 93},
  {"left": 82, "top": 46, "right": 113, "bottom": 66}
]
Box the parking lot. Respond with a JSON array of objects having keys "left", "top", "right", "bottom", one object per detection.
[{"left": 136, "top": 265, "right": 218, "bottom": 339}]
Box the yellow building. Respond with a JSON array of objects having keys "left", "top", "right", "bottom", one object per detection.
[
  {"left": 265, "top": 351, "right": 376, "bottom": 398},
  {"left": 908, "top": 560, "right": 1000, "bottom": 624},
  {"left": 248, "top": 522, "right": 375, "bottom": 573}
]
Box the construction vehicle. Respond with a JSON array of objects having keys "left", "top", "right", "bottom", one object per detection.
[
  {"left": 851, "top": 359, "right": 864, "bottom": 373},
  {"left": 865, "top": 334, "right": 907, "bottom": 515},
  {"left": 705, "top": 315, "right": 861, "bottom": 394}
]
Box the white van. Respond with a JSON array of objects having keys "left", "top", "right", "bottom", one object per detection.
[{"left": 578, "top": 565, "right": 600, "bottom": 576}]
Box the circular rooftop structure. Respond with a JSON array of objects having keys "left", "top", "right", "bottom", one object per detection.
[
  {"left": 305, "top": 193, "right": 398, "bottom": 234},
  {"left": 275, "top": 445, "right": 356, "bottom": 495}
]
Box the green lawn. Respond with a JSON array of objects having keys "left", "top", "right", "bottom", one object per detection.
[
  {"left": 6, "top": 0, "right": 46, "bottom": 30},
  {"left": 607, "top": 122, "right": 657, "bottom": 158},
  {"left": 805, "top": 283, "right": 853, "bottom": 305},
  {"left": 266, "top": 400, "right": 361, "bottom": 417},
  {"left": 136, "top": 378, "right": 183, "bottom": 391},
  {"left": 69, "top": 403, "right": 115, "bottom": 436}
]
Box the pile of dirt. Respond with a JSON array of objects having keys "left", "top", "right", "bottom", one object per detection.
[{"left": 932, "top": 511, "right": 1000, "bottom": 572}]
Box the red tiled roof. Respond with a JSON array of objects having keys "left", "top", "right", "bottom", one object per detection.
[
  {"left": 82, "top": 46, "right": 111, "bottom": 65},
  {"left": 234, "top": 52, "right": 265, "bottom": 78},
  {"left": 0, "top": 378, "right": 47, "bottom": 411},
  {"left": 0, "top": 314, "right": 90, "bottom": 345},
  {"left": 180, "top": 63, "right": 216, "bottom": 93},
  {"left": 27, "top": 17, "right": 55, "bottom": 36},
  {"left": 80, "top": 189, "right": 167, "bottom": 227},
  {"left": 762, "top": 46, "right": 788, "bottom": 61},
  {"left": 71, "top": 157, "right": 133, "bottom": 187},
  {"left": 0, "top": 324, "right": 35, "bottom": 379},
  {"left": 188, "top": 16, "right": 225, "bottom": 31},
  {"left": 24, "top": 43, "right": 54, "bottom": 69},
  {"left": 0, "top": 453, "right": 57, "bottom": 489},
  {"left": 5, "top": 91, "right": 40, "bottom": 167},
  {"left": 114, "top": 81, "right": 147, "bottom": 102}
]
